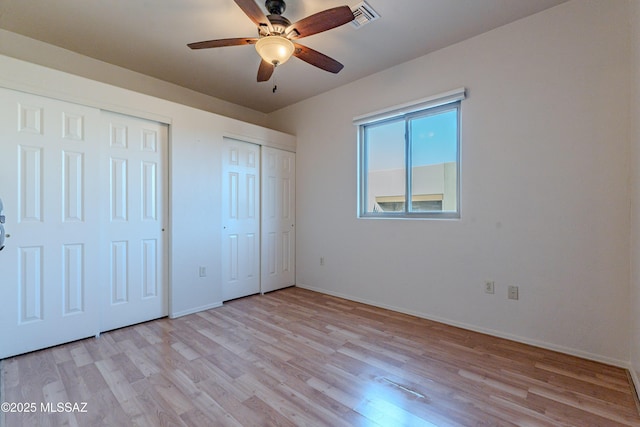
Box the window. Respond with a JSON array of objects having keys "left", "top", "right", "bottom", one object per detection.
[{"left": 356, "top": 88, "right": 465, "bottom": 219}]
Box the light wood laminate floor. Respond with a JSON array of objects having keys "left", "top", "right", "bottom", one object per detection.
[{"left": 2, "top": 287, "right": 639, "bottom": 426}]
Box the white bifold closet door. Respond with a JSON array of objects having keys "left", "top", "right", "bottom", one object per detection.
[
  {"left": 261, "top": 146, "right": 295, "bottom": 294},
  {"left": 221, "top": 139, "right": 295, "bottom": 300},
  {"left": 100, "top": 112, "right": 168, "bottom": 332},
  {"left": 221, "top": 138, "right": 261, "bottom": 301},
  {"left": 0, "top": 88, "right": 102, "bottom": 359},
  {"left": 0, "top": 88, "right": 167, "bottom": 359}
]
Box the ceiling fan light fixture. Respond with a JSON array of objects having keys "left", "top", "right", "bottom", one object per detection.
[{"left": 255, "top": 35, "right": 295, "bottom": 66}]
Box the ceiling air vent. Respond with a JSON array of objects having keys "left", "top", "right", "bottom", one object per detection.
[{"left": 350, "top": 1, "right": 380, "bottom": 29}]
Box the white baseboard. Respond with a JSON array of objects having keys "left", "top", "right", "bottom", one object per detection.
[
  {"left": 169, "top": 301, "right": 223, "bottom": 319},
  {"left": 296, "top": 283, "right": 629, "bottom": 369}
]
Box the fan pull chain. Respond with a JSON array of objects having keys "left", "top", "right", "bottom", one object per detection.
[{"left": 272, "top": 65, "right": 278, "bottom": 93}]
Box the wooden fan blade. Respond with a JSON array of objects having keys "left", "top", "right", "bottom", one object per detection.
[
  {"left": 234, "top": 0, "right": 272, "bottom": 31},
  {"left": 286, "top": 6, "right": 354, "bottom": 39},
  {"left": 293, "top": 43, "right": 344, "bottom": 73},
  {"left": 188, "top": 37, "right": 258, "bottom": 49},
  {"left": 257, "top": 60, "right": 275, "bottom": 82}
]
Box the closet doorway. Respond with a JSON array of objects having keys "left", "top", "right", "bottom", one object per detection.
[{"left": 220, "top": 138, "right": 295, "bottom": 301}]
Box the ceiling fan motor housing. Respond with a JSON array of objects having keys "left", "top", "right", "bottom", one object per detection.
[
  {"left": 264, "top": 0, "right": 290, "bottom": 35},
  {"left": 267, "top": 14, "right": 291, "bottom": 35}
]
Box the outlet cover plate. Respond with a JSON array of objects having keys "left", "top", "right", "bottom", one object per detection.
[{"left": 485, "top": 281, "right": 495, "bottom": 294}]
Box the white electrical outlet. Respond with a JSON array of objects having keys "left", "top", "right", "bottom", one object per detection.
[
  {"left": 508, "top": 285, "right": 519, "bottom": 300},
  {"left": 320, "top": 257, "right": 325, "bottom": 266},
  {"left": 484, "top": 281, "right": 495, "bottom": 294},
  {"left": 199, "top": 266, "right": 207, "bottom": 277}
]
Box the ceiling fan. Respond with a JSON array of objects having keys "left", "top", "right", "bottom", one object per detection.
[{"left": 188, "top": 0, "right": 355, "bottom": 82}]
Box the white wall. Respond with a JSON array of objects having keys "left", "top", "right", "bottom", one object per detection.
[
  {"left": 0, "top": 54, "right": 295, "bottom": 318},
  {"left": 0, "top": 29, "right": 270, "bottom": 128},
  {"left": 630, "top": 0, "right": 640, "bottom": 391},
  {"left": 269, "top": 0, "right": 632, "bottom": 366}
]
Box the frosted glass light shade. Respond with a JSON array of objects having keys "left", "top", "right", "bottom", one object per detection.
[{"left": 255, "top": 36, "right": 295, "bottom": 66}]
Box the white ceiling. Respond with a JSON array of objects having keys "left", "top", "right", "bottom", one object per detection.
[{"left": 0, "top": 0, "right": 567, "bottom": 113}]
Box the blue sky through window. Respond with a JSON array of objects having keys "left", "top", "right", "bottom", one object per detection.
[{"left": 367, "top": 109, "right": 457, "bottom": 171}]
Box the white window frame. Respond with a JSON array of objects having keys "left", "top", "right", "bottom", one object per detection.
[{"left": 355, "top": 88, "right": 466, "bottom": 219}]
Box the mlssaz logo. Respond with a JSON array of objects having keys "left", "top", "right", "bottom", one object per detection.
[{"left": 40, "top": 402, "right": 88, "bottom": 413}]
